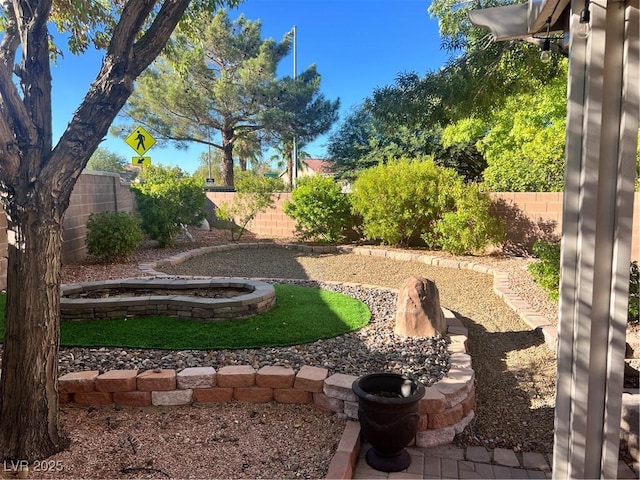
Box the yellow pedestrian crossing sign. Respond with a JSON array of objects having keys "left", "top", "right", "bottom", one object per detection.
[
  {"left": 132, "top": 156, "right": 151, "bottom": 167},
  {"left": 125, "top": 126, "right": 156, "bottom": 155}
]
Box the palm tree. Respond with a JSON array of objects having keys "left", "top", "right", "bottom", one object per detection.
[
  {"left": 269, "top": 141, "right": 310, "bottom": 188},
  {"left": 234, "top": 132, "right": 264, "bottom": 172}
]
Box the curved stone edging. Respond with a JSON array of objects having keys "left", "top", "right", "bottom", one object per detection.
[
  {"left": 139, "top": 241, "right": 559, "bottom": 351},
  {"left": 60, "top": 277, "right": 276, "bottom": 322},
  {"left": 55, "top": 241, "right": 564, "bottom": 479},
  {"left": 57, "top": 307, "right": 475, "bottom": 445}
]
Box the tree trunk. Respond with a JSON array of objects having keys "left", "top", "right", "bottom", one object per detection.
[
  {"left": 239, "top": 157, "right": 247, "bottom": 171},
  {"left": 0, "top": 0, "right": 193, "bottom": 464},
  {"left": 0, "top": 200, "right": 68, "bottom": 462},
  {"left": 221, "top": 129, "right": 235, "bottom": 187}
]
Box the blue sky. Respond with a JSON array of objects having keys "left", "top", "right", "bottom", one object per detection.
[{"left": 51, "top": 0, "right": 453, "bottom": 174}]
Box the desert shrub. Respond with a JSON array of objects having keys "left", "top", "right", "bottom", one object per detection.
[
  {"left": 86, "top": 211, "right": 143, "bottom": 262},
  {"left": 284, "top": 176, "right": 352, "bottom": 243},
  {"left": 351, "top": 157, "right": 461, "bottom": 246},
  {"left": 528, "top": 241, "right": 561, "bottom": 300},
  {"left": 216, "top": 172, "right": 284, "bottom": 241},
  {"left": 529, "top": 242, "right": 639, "bottom": 323},
  {"left": 424, "top": 183, "right": 503, "bottom": 255},
  {"left": 131, "top": 165, "right": 205, "bottom": 247}
]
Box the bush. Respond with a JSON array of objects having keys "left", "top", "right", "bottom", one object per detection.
[
  {"left": 86, "top": 211, "right": 143, "bottom": 262},
  {"left": 284, "top": 176, "right": 352, "bottom": 243},
  {"left": 351, "top": 157, "right": 461, "bottom": 246},
  {"left": 424, "top": 183, "right": 503, "bottom": 255},
  {"left": 216, "top": 172, "right": 284, "bottom": 241},
  {"left": 131, "top": 165, "right": 205, "bottom": 247},
  {"left": 351, "top": 157, "right": 500, "bottom": 253},
  {"left": 529, "top": 242, "right": 639, "bottom": 323},
  {"left": 528, "top": 241, "right": 561, "bottom": 300},
  {"left": 629, "top": 261, "right": 639, "bottom": 324}
]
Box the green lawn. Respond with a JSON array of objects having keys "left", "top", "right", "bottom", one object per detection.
[{"left": 0, "top": 284, "right": 370, "bottom": 350}]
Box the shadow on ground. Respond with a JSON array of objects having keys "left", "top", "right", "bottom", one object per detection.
[{"left": 452, "top": 311, "right": 555, "bottom": 454}]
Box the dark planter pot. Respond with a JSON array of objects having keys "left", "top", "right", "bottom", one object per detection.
[{"left": 352, "top": 372, "right": 426, "bottom": 472}]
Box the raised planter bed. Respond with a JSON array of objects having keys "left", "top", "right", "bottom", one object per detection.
[{"left": 60, "top": 278, "right": 276, "bottom": 321}]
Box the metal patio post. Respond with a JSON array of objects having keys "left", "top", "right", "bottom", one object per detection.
[{"left": 553, "top": 0, "right": 639, "bottom": 477}]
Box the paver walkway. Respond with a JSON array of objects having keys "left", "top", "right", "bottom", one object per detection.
[{"left": 352, "top": 443, "right": 639, "bottom": 479}]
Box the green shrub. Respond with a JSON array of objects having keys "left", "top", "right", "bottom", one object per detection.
[
  {"left": 629, "top": 261, "right": 639, "bottom": 324},
  {"left": 131, "top": 165, "right": 205, "bottom": 247},
  {"left": 425, "top": 183, "right": 503, "bottom": 255},
  {"left": 351, "top": 157, "right": 461, "bottom": 246},
  {"left": 284, "top": 176, "right": 352, "bottom": 243},
  {"left": 351, "top": 157, "right": 499, "bottom": 252},
  {"left": 528, "top": 241, "right": 561, "bottom": 300},
  {"left": 529, "top": 242, "right": 639, "bottom": 323},
  {"left": 86, "top": 211, "right": 143, "bottom": 262},
  {"left": 216, "top": 172, "right": 284, "bottom": 241}
]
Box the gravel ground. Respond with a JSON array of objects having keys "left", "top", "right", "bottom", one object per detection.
[
  {"left": 46, "top": 230, "right": 635, "bottom": 464},
  {"left": 159, "top": 244, "right": 558, "bottom": 455},
  {"left": 26, "top": 403, "right": 345, "bottom": 480}
]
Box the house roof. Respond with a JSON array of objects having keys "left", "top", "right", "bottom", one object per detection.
[{"left": 303, "top": 159, "right": 333, "bottom": 174}]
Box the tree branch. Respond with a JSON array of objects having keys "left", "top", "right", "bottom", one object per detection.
[
  {"left": 131, "top": 0, "right": 191, "bottom": 76},
  {"left": 45, "top": 0, "right": 192, "bottom": 202},
  {"left": 107, "top": 0, "right": 157, "bottom": 64},
  {"left": 0, "top": 0, "right": 54, "bottom": 186},
  {"left": 0, "top": 1, "right": 23, "bottom": 180}
]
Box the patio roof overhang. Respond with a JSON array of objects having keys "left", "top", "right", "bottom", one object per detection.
[{"left": 467, "top": 0, "right": 568, "bottom": 41}]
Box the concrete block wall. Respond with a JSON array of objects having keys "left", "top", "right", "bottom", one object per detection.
[
  {"left": 61, "top": 171, "right": 136, "bottom": 264},
  {"left": 205, "top": 191, "right": 297, "bottom": 238},
  {"left": 0, "top": 172, "right": 135, "bottom": 290},
  {"left": 205, "top": 191, "right": 640, "bottom": 261}
]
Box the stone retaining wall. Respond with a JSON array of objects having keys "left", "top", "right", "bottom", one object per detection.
[
  {"left": 57, "top": 310, "right": 475, "bottom": 451},
  {"left": 60, "top": 278, "right": 276, "bottom": 321}
]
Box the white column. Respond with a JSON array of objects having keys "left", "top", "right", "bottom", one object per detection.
[{"left": 553, "top": 0, "right": 639, "bottom": 478}]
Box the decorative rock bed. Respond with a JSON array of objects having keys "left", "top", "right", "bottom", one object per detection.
[
  {"left": 58, "top": 307, "right": 475, "bottom": 480},
  {"left": 59, "top": 314, "right": 473, "bottom": 438},
  {"left": 60, "top": 277, "right": 276, "bottom": 321},
  {"left": 57, "top": 242, "right": 597, "bottom": 478}
]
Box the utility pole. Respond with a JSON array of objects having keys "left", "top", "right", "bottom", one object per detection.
[{"left": 292, "top": 25, "right": 298, "bottom": 189}]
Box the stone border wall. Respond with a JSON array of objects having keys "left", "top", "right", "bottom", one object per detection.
[
  {"left": 60, "top": 278, "right": 276, "bottom": 321},
  {"left": 57, "top": 309, "right": 475, "bottom": 445}
]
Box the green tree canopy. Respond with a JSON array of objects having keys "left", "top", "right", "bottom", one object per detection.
[
  {"left": 119, "top": 9, "right": 291, "bottom": 187},
  {"left": 443, "top": 65, "right": 568, "bottom": 191},
  {"left": 86, "top": 147, "right": 128, "bottom": 173},
  {"left": 328, "top": 0, "right": 568, "bottom": 187},
  {"left": 262, "top": 65, "right": 339, "bottom": 186}
]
